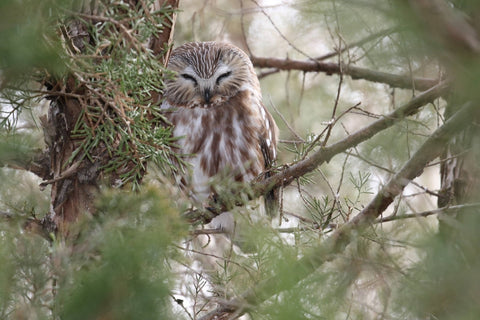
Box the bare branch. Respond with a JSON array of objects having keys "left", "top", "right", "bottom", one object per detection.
[
  {"left": 376, "top": 202, "right": 480, "bottom": 223},
  {"left": 249, "top": 0, "right": 312, "bottom": 59},
  {"left": 251, "top": 56, "right": 441, "bottom": 90},
  {"left": 257, "top": 27, "right": 401, "bottom": 80},
  {"left": 332, "top": 101, "right": 476, "bottom": 241},
  {"left": 315, "top": 27, "right": 400, "bottom": 61},
  {"left": 276, "top": 202, "right": 480, "bottom": 230}
]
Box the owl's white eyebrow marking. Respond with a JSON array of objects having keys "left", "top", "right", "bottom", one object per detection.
[
  {"left": 214, "top": 63, "right": 230, "bottom": 77},
  {"left": 182, "top": 66, "right": 196, "bottom": 76}
]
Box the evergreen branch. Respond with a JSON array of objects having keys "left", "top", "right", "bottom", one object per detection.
[
  {"left": 251, "top": 56, "right": 441, "bottom": 90},
  {"left": 198, "top": 101, "right": 477, "bottom": 320}
]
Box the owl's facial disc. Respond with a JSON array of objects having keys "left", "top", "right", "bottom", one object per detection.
[
  {"left": 183, "top": 64, "right": 234, "bottom": 106},
  {"left": 170, "top": 60, "right": 238, "bottom": 108}
]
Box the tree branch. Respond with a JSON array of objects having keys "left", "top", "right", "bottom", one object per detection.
[
  {"left": 149, "top": 0, "right": 179, "bottom": 62},
  {"left": 198, "top": 101, "right": 477, "bottom": 320},
  {"left": 3, "top": 149, "right": 51, "bottom": 180},
  {"left": 251, "top": 56, "right": 440, "bottom": 90}
]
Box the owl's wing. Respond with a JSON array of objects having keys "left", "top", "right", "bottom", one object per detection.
[
  {"left": 158, "top": 100, "right": 190, "bottom": 191},
  {"left": 259, "top": 105, "right": 279, "bottom": 217}
]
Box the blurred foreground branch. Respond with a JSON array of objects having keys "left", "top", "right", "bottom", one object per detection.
[{"left": 198, "top": 100, "right": 476, "bottom": 320}]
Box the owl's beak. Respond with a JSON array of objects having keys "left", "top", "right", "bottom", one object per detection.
[{"left": 203, "top": 89, "right": 211, "bottom": 103}]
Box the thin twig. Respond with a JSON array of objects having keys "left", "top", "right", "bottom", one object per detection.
[
  {"left": 302, "top": 102, "right": 361, "bottom": 159},
  {"left": 169, "top": 294, "right": 194, "bottom": 320},
  {"left": 174, "top": 245, "right": 255, "bottom": 277},
  {"left": 268, "top": 96, "right": 304, "bottom": 143},
  {"left": 315, "top": 27, "right": 400, "bottom": 61},
  {"left": 375, "top": 202, "right": 480, "bottom": 223},
  {"left": 249, "top": 0, "right": 313, "bottom": 59},
  {"left": 344, "top": 150, "right": 442, "bottom": 198}
]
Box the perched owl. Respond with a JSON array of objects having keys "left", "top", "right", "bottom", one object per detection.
[{"left": 161, "top": 41, "right": 279, "bottom": 224}]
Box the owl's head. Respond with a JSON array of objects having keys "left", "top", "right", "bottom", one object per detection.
[{"left": 164, "top": 42, "right": 258, "bottom": 108}]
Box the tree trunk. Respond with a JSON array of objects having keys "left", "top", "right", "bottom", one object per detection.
[{"left": 438, "top": 102, "right": 480, "bottom": 237}]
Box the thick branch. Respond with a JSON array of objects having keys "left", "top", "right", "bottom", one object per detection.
[
  {"left": 3, "top": 149, "right": 51, "bottom": 180},
  {"left": 199, "top": 101, "right": 476, "bottom": 320},
  {"left": 149, "top": 0, "right": 179, "bottom": 62},
  {"left": 251, "top": 56, "right": 440, "bottom": 90}
]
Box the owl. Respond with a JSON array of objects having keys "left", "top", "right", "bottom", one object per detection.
[{"left": 161, "top": 41, "right": 278, "bottom": 224}]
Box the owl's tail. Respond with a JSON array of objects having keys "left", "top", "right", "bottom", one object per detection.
[
  {"left": 260, "top": 137, "right": 279, "bottom": 217},
  {"left": 264, "top": 184, "right": 279, "bottom": 217}
]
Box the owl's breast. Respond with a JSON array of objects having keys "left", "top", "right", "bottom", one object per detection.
[{"left": 166, "top": 91, "right": 265, "bottom": 194}]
